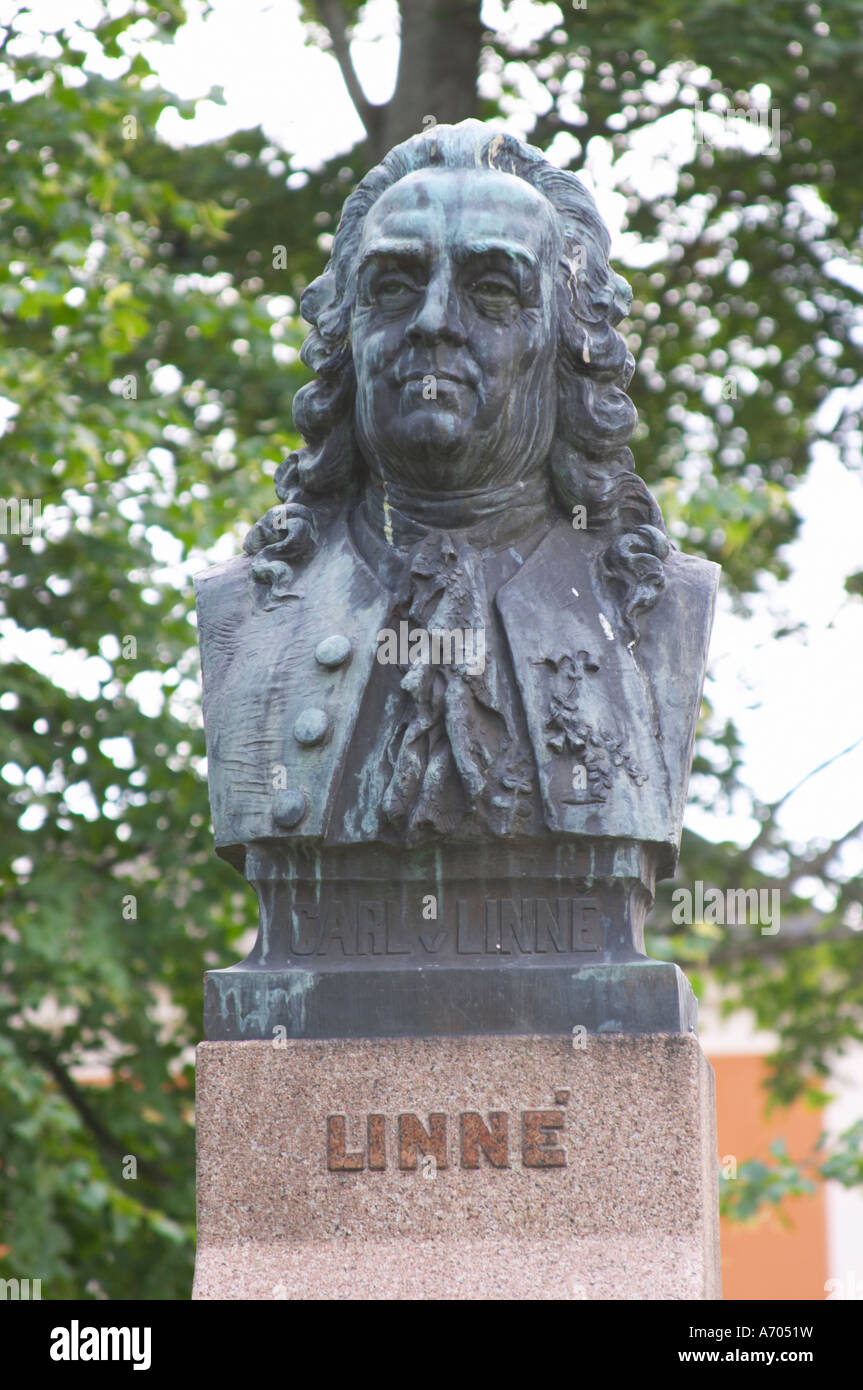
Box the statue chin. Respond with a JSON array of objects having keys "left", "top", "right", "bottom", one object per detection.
[
  {"left": 394, "top": 406, "right": 470, "bottom": 457},
  {"left": 360, "top": 416, "right": 497, "bottom": 493},
  {"left": 360, "top": 413, "right": 559, "bottom": 495}
]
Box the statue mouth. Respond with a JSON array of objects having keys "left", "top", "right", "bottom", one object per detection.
[{"left": 395, "top": 365, "right": 478, "bottom": 390}]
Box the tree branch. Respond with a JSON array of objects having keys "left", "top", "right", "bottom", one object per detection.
[
  {"left": 32, "top": 1046, "right": 171, "bottom": 1187},
  {"left": 703, "top": 922, "right": 862, "bottom": 966},
  {"left": 314, "top": 0, "right": 383, "bottom": 148},
  {"left": 774, "top": 818, "right": 863, "bottom": 893},
  {"left": 750, "top": 736, "right": 863, "bottom": 853}
]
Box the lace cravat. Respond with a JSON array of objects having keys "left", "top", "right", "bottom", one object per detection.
[{"left": 381, "top": 529, "right": 532, "bottom": 840}]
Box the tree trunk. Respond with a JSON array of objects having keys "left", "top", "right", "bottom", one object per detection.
[{"left": 316, "top": 0, "right": 483, "bottom": 163}]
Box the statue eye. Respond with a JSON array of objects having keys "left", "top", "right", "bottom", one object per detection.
[
  {"left": 375, "top": 276, "right": 417, "bottom": 302},
  {"left": 472, "top": 277, "right": 519, "bottom": 306}
]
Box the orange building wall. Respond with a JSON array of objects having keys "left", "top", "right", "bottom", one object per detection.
[{"left": 710, "top": 1053, "right": 828, "bottom": 1301}]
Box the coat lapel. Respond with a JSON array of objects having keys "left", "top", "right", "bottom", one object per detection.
[{"left": 496, "top": 520, "right": 718, "bottom": 868}]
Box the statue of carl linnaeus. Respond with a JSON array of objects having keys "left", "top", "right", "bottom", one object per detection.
[{"left": 194, "top": 122, "right": 718, "bottom": 1039}]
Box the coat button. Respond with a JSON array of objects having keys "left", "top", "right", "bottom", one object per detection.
[
  {"left": 273, "top": 789, "right": 307, "bottom": 828},
  {"left": 293, "top": 707, "right": 330, "bottom": 746},
  {"left": 314, "top": 634, "right": 352, "bottom": 669}
]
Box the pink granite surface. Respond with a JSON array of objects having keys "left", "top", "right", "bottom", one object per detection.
[{"left": 193, "top": 1033, "right": 721, "bottom": 1300}]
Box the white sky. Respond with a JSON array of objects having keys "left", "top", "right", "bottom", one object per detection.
[{"left": 3, "top": 0, "right": 863, "bottom": 896}]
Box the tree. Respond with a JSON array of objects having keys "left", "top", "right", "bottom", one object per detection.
[
  {"left": 310, "top": 0, "right": 484, "bottom": 160},
  {"left": 0, "top": 0, "right": 308, "bottom": 1298},
  {"left": 1, "top": 0, "right": 861, "bottom": 1298}
]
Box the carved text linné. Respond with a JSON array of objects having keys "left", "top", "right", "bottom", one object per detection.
[{"left": 326, "top": 1107, "right": 569, "bottom": 1172}]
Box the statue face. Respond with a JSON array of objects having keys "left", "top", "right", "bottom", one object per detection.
[{"left": 352, "top": 167, "right": 561, "bottom": 493}]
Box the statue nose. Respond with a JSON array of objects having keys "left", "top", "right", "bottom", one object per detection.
[{"left": 405, "top": 276, "right": 467, "bottom": 346}]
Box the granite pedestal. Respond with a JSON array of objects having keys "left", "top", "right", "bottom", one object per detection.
[{"left": 193, "top": 1032, "right": 721, "bottom": 1300}]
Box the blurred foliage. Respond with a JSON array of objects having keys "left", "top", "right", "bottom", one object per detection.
[
  {"left": 720, "top": 1138, "right": 817, "bottom": 1225},
  {"left": 0, "top": 0, "right": 861, "bottom": 1298},
  {"left": 720, "top": 1123, "right": 863, "bottom": 1223}
]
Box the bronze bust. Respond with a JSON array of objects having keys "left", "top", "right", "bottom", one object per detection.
[{"left": 195, "top": 122, "right": 718, "bottom": 1039}]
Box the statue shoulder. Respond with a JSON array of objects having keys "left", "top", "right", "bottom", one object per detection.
[
  {"left": 194, "top": 552, "right": 251, "bottom": 608},
  {"left": 194, "top": 552, "right": 256, "bottom": 638},
  {"left": 659, "top": 546, "right": 721, "bottom": 628},
  {"left": 635, "top": 545, "right": 720, "bottom": 733},
  {"left": 193, "top": 554, "right": 256, "bottom": 683}
]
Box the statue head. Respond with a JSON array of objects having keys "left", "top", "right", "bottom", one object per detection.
[
  {"left": 246, "top": 121, "right": 668, "bottom": 644},
  {"left": 351, "top": 164, "right": 561, "bottom": 493}
]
